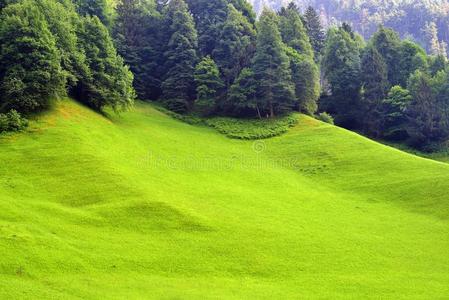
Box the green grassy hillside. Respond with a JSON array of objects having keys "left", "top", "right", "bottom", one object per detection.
[{"left": 1, "top": 99, "right": 449, "bottom": 299}]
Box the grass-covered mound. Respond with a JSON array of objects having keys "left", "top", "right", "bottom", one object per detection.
[{"left": 1, "top": 99, "right": 449, "bottom": 299}]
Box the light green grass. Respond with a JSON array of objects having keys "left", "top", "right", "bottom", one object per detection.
[{"left": 1, "top": 99, "right": 449, "bottom": 299}]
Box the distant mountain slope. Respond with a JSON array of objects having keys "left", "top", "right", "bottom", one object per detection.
[
  {"left": 1, "top": 98, "right": 449, "bottom": 298},
  {"left": 249, "top": 0, "right": 449, "bottom": 55}
]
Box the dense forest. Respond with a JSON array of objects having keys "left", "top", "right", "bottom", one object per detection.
[
  {"left": 249, "top": 0, "right": 449, "bottom": 58},
  {"left": 0, "top": 0, "right": 448, "bottom": 150}
]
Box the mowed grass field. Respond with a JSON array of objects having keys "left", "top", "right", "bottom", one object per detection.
[{"left": 1, "top": 99, "right": 449, "bottom": 299}]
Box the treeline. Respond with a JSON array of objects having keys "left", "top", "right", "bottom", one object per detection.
[
  {"left": 112, "top": 0, "right": 321, "bottom": 118},
  {"left": 322, "top": 24, "right": 449, "bottom": 149},
  {"left": 0, "top": 0, "right": 134, "bottom": 120}
]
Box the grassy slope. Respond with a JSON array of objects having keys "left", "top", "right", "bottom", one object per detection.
[{"left": 0, "top": 99, "right": 449, "bottom": 299}]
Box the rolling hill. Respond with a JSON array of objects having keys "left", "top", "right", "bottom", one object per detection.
[{"left": 1, "top": 99, "right": 449, "bottom": 299}]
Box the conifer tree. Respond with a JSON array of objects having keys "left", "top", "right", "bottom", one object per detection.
[
  {"left": 194, "top": 56, "right": 224, "bottom": 115},
  {"left": 278, "top": 5, "right": 314, "bottom": 58},
  {"left": 284, "top": 46, "right": 320, "bottom": 115},
  {"left": 161, "top": 0, "right": 198, "bottom": 113},
  {"left": 303, "top": 6, "right": 325, "bottom": 60},
  {"left": 382, "top": 85, "right": 412, "bottom": 140},
  {"left": 227, "top": 68, "right": 259, "bottom": 117},
  {"left": 212, "top": 4, "right": 256, "bottom": 88},
  {"left": 114, "top": 0, "right": 163, "bottom": 99},
  {"left": 186, "top": 0, "right": 228, "bottom": 56},
  {"left": 77, "top": 16, "right": 135, "bottom": 111},
  {"left": 361, "top": 45, "right": 389, "bottom": 136},
  {"left": 322, "top": 27, "right": 362, "bottom": 128},
  {"left": 0, "top": 0, "right": 65, "bottom": 113},
  {"left": 397, "top": 40, "right": 428, "bottom": 87},
  {"left": 252, "top": 9, "right": 295, "bottom": 117},
  {"left": 371, "top": 26, "right": 402, "bottom": 86}
]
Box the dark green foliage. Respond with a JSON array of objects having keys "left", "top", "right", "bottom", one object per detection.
[
  {"left": 212, "top": 4, "right": 256, "bottom": 88},
  {"left": 73, "top": 0, "right": 111, "bottom": 27},
  {"left": 252, "top": 9, "right": 295, "bottom": 117},
  {"left": 322, "top": 27, "right": 362, "bottom": 128},
  {"left": 361, "top": 45, "right": 389, "bottom": 136},
  {"left": 0, "top": 0, "right": 65, "bottom": 113},
  {"left": 161, "top": 0, "right": 198, "bottom": 113},
  {"left": 0, "top": 109, "right": 28, "bottom": 133},
  {"left": 406, "top": 70, "right": 445, "bottom": 146},
  {"left": 194, "top": 56, "right": 224, "bottom": 116},
  {"left": 284, "top": 46, "right": 319, "bottom": 115},
  {"left": 429, "top": 55, "right": 448, "bottom": 76},
  {"left": 114, "top": 0, "right": 163, "bottom": 100},
  {"left": 303, "top": 6, "right": 325, "bottom": 59},
  {"left": 382, "top": 85, "right": 412, "bottom": 140},
  {"left": 316, "top": 112, "right": 334, "bottom": 124},
  {"left": 77, "top": 16, "right": 135, "bottom": 111},
  {"left": 278, "top": 5, "right": 313, "bottom": 58},
  {"left": 227, "top": 68, "right": 259, "bottom": 116},
  {"left": 34, "top": 0, "right": 89, "bottom": 90},
  {"left": 371, "top": 26, "right": 401, "bottom": 86},
  {"left": 185, "top": 0, "right": 228, "bottom": 56},
  {"left": 228, "top": 0, "right": 256, "bottom": 24},
  {"left": 398, "top": 40, "right": 428, "bottom": 87}
]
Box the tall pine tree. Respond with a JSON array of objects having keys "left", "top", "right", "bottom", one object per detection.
[
  {"left": 252, "top": 9, "right": 295, "bottom": 117},
  {"left": 303, "top": 6, "right": 325, "bottom": 60},
  {"left": 212, "top": 4, "right": 256, "bottom": 88},
  {"left": 161, "top": 0, "right": 198, "bottom": 113},
  {"left": 361, "top": 45, "right": 389, "bottom": 136}
]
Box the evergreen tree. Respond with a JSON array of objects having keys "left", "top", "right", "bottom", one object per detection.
[
  {"left": 228, "top": 0, "right": 255, "bottom": 24},
  {"left": 382, "top": 85, "right": 412, "bottom": 140},
  {"left": 322, "top": 27, "right": 362, "bottom": 128},
  {"left": 77, "top": 16, "right": 135, "bottom": 111},
  {"left": 360, "top": 45, "right": 389, "bottom": 136},
  {"left": 161, "top": 0, "right": 198, "bottom": 113},
  {"left": 397, "top": 40, "right": 428, "bottom": 87},
  {"left": 73, "top": 0, "right": 111, "bottom": 27},
  {"left": 284, "top": 46, "right": 320, "bottom": 115},
  {"left": 0, "top": 0, "right": 65, "bottom": 113},
  {"left": 185, "top": 0, "right": 228, "bottom": 56},
  {"left": 194, "top": 56, "right": 224, "bottom": 115},
  {"left": 34, "top": 0, "right": 89, "bottom": 91},
  {"left": 227, "top": 67, "right": 259, "bottom": 117},
  {"left": 212, "top": 4, "right": 256, "bottom": 88},
  {"left": 114, "top": 0, "right": 163, "bottom": 99},
  {"left": 278, "top": 5, "right": 314, "bottom": 58},
  {"left": 303, "top": 6, "right": 325, "bottom": 60},
  {"left": 371, "top": 26, "right": 402, "bottom": 86},
  {"left": 429, "top": 55, "right": 448, "bottom": 76},
  {"left": 252, "top": 9, "right": 295, "bottom": 117},
  {"left": 406, "top": 70, "right": 441, "bottom": 146}
]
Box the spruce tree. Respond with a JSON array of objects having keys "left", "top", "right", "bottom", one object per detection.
[
  {"left": 303, "top": 6, "right": 325, "bottom": 60},
  {"left": 212, "top": 4, "right": 256, "bottom": 88},
  {"left": 114, "top": 0, "right": 163, "bottom": 100},
  {"left": 227, "top": 68, "right": 259, "bottom": 117},
  {"left": 185, "top": 0, "right": 228, "bottom": 56},
  {"left": 0, "top": 0, "right": 65, "bottom": 113},
  {"left": 406, "top": 70, "right": 440, "bottom": 146},
  {"left": 322, "top": 27, "right": 362, "bottom": 128},
  {"left": 371, "top": 26, "right": 402, "bottom": 86},
  {"left": 284, "top": 46, "right": 320, "bottom": 115},
  {"left": 77, "top": 16, "right": 135, "bottom": 111},
  {"left": 194, "top": 56, "right": 224, "bottom": 116},
  {"left": 397, "top": 40, "right": 428, "bottom": 87},
  {"left": 252, "top": 9, "right": 295, "bottom": 117},
  {"left": 361, "top": 45, "right": 389, "bottom": 136},
  {"left": 278, "top": 5, "right": 314, "bottom": 58},
  {"left": 161, "top": 0, "right": 198, "bottom": 113}
]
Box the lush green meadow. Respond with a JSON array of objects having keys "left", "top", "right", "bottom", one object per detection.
[{"left": 1, "top": 99, "right": 449, "bottom": 299}]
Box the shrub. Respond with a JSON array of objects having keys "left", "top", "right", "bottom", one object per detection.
[
  {"left": 0, "top": 110, "right": 28, "bottom": 133},
  {"left": 316, "top": 112, "right": 334, "bottom": 124}
]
